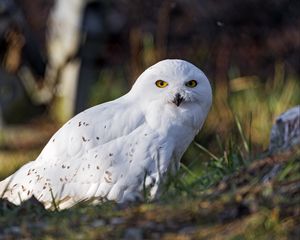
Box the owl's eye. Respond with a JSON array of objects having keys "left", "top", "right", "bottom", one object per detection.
[
  {"left": 185, "top": 80, "right": 198, "bottom": 88},
  {"left": 155, "top": 80, "right": 168, "bottom": 88}
]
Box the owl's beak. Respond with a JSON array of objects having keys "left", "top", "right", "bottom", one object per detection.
[{"left": 172, "top": 93, "right": 184, "bottom": 107}]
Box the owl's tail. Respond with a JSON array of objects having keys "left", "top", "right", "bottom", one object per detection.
[
  {"left": 0, "top": 176, "right": 15, "bottom": 201},
  {"left": 0, "top": 161, "right": 35, "bottom": 205},
  {"left": 0, "top": 176, "right": 9, "bottom": 194}
]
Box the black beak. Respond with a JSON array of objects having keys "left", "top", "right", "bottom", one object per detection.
[{"left": 172, "top": 93, "right": 184, "bottom": 107}]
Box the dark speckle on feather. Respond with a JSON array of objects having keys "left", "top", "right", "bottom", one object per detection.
[
  {"left": 104, "top": 177, "right": 112, "bottom": 183},
  {"left": 104, "top": 171, "right": 112, "bottom": 183}
]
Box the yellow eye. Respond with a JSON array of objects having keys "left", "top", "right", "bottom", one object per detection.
[
  {"left": 155, "top": 80, "right": 168, "bottom": 88},
  {"left": 185, "top": 80, "right": 198, "bottom": 88}
]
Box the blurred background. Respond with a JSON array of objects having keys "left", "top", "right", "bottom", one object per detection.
[{"left": 0, "top": 0, "right": 300, "bottom": 178}]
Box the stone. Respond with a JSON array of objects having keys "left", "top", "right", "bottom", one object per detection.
[{"left": 269, "top": 106, "right": 300, "bottom": 152}]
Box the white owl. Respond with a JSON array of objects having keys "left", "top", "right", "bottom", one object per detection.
[{"left": 0, "top": 59, "right": 212, "bottom": 210}]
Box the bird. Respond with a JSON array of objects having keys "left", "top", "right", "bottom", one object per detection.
[{"left": 0, "top": 59, "right": 212, "bottom": 210}]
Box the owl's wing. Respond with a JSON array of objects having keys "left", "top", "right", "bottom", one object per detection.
[
  {"left": 0, "top": 96, "right": 157, "bottom": 208},
  {"left": 39, "top": 96, "right": 145, "bottom": 162},
  {"left": 33, "top": 124, "right": 170, "bottom": 210}
]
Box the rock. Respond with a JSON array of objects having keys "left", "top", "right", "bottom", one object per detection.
[
  {"left": 110, "top": 217, "right": 125, "bottom": 225},
  {"left": 179, "top": 226, "right": 197, "bottom": 234},
  {"left": 4, "top": 226, "right": 21, "bottom": 235},
  {"left": 91, "top": 219, "right": 105, "bottom": 228},
  {"left": 123, "top": 227, "right": 143, "bottom": 240},
  {"left": 269, "top": 105, "right": 300, "bottom": 152}
]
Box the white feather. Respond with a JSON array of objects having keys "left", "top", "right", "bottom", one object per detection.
[{"left": 0, "top": 59, "right": 212, "bottom": 210}]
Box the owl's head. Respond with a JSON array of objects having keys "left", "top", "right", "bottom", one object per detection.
[{"left": 131, "top": 59, "right": 212, "bottom": 115}]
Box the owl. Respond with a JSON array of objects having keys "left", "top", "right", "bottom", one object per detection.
[{"left": 0, "top": 59, "right": 212, "bottom": 210}]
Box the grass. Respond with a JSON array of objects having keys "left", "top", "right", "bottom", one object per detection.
[
  {"left": 1, "top": 116, "right": 299, "bottom": 239},
  {"left": 0, "top": 146, "right": 299, "bottom": 239},
  {"left": 206, "top": 62, "right": 300, "bottom": 150}
]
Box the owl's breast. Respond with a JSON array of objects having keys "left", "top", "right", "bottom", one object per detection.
[
  {"left": 143, "top": 101, "right": 200, "bottom": 163},
  {"left": 145, "top": 101, "right": 204, "bottom": 134}
]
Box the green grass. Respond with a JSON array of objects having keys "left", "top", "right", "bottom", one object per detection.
[
  {"left": 0, "top": 152, "right": 299, "bottom": 239},
  {"left": 1, "top": 126, "right": 299, "bottom": 239}
]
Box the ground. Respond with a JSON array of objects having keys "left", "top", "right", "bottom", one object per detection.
[{"left": 0, "top": 121, "right": 299, "bottom": 239}]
